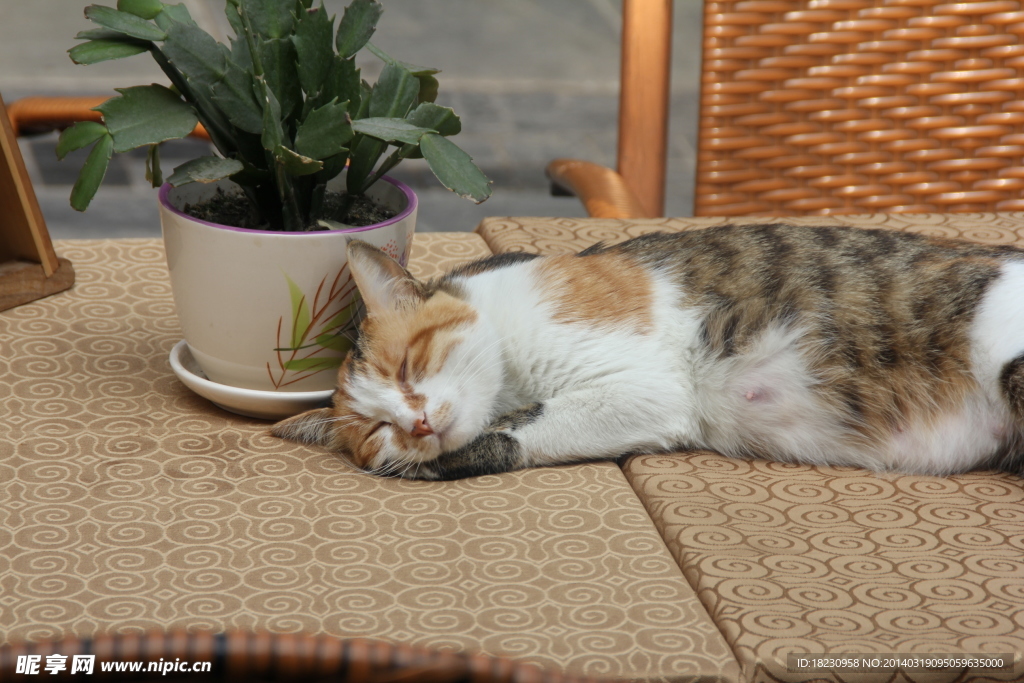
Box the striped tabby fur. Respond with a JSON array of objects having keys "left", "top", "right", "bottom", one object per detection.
[{"left": 272, "top": 225, "right": 1024, "bottom": 480}]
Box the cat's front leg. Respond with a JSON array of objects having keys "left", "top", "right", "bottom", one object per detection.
[{"left": 413, "top": 385, "right": 689, "bottom": 480}]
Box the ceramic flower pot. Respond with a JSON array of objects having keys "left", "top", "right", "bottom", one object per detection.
[{"left": 160, "top": 174, "right": 416, "bottom": 394}]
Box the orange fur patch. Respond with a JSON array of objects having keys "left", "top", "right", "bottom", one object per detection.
[{"left": 535, "top": 252, "right": 653, "bottom": 333}]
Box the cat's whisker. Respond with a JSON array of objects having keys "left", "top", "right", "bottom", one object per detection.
[{"left": 397, "top": 459, "right": 417, "bottom": 480}]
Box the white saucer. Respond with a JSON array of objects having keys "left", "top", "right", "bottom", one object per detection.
[{"left": 169, "top": 340, "right": 334, "bottom": 420}]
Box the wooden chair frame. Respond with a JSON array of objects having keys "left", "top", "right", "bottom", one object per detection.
[{"left": 547, "top": 0, "right": 673, "bottom": 219}]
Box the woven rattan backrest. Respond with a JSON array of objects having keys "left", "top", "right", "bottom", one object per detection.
[{"left": 696, "top": 0, "right": 1024, "bottom": 215}]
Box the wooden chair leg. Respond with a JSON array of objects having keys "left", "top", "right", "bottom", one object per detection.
[{"left": 617, "top": 0, "right": 673, "bottom": 217}]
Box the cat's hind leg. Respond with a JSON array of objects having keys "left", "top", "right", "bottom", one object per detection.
[{"left": 995, "top": 356, "right": 1024, "bottom": 473}]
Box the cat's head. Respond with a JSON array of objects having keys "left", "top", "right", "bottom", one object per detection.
[{"left": 271, "top": 240, "right": 503, "bottom": 477}]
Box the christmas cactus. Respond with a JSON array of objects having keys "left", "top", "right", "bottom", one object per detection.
[{"left": 59, "top": 0, "right": 491, "bottom": 231}]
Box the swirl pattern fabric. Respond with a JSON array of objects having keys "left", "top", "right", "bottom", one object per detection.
[
  {"left": 0, "top": 232, "right": 740, "bottom": 682},
  {"left": 477, "top": 215, "right": 1024, "bottom": 683},
  {"left": 623, "top": 452, "right": 1024, "bottom": 683},
  {"left": 476, "top": 212, "right": 1024, "bottom": 255}
]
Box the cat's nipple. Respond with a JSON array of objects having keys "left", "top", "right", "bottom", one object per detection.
[{"left": 411, "top": 413, "right": 434, "bottom": 437}]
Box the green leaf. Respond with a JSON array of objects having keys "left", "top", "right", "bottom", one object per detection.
[
  {"left": 117, "top": 0, "right": 164, "bottom": 19},
  {"left": 75, "top": 28, "right": 136, "bottom": 40},
  {"left": 228, "top": 31, "right": 253, "bottom": 70},
  {"left": 316, "top": 55, "right": 361, "bottom": 116},
  {"left": 352, "top": 118, "right": 435, "bottom": 145},
  {"left": 56, "top": 121, "right": 108, "bottom": 160},
  {"left": 211, "top": 61, "right": 263, "bottom": 134},
  {"left": 145, "top": 144, "right": 163, "bottom": 187},
  {"left": 415, "top": 74, "right": 439, "bottom": 105},
  {"left": 369, "top": 62, "right": 418, "bottom": 118},
  {"left": 155, "top": 2, "right": 195, "bottom": 27},
  {"left": 293, "top": 4, "right": 334, "bottom": 96},
  {"left": 314, "top": 332, "right": 353, "bottom": 352},
  {"left": 365, "top": 41, "right": 439, "bottom": 76},
  {"left": 70, "top": 133, "right": 114, "bottom": 211},
  {"left": 295, "top": 100, "right": 352, "bottom": 159},
  {"left": 274, "top": 145, "right": 323, "bottom": 176},
  {"left": 257, "top": 37, "right": 302, "bottom": 121},
  {"left": 282, "top": 357, "right": 343, "bottom": 372},
  {"left": 286, "top": 275, "right": 312, "bottom": 349},
  {"left": 243, "top": 0, "right": 297, "bottom": 38},
  {"left": 406, "top": 102, "right": 461, "bottom": 136},
  {"left": 335, "top": 0, "right": 382, "bottom": 59},
  {"left": 358, "top": 79, "right": 372, "bottom": 114},
  {"left": 257, "top": 77, "right": 284, "bottom": 152},
  {"left": 160, "top": 20, "right": 228, "bottom": 84},
  {"left": 96, "top": 84, "right": 198, "bottom": 153},
  {"left": 84, "top": 5, "right": 167, "bottom": 41},
  {"left": 69, "top": 38, "right": 149, "bottom": 64},
  {"left": 420, "top": 133, "right": 491, "bottom": 203},
  {"left": 167, "top": 156, "right": 244, "bottom": 186},
  {"left": 225, "top": 0, "right": 244, "bottom": 37},
  {"left": 398, "top": 103, "right": 459, "bottom": 160}
]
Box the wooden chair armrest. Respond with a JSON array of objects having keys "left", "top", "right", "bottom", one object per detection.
[
  {"left": 7, "top": 96, "right": 209, "bottom": 140},
  {"left": 546, "top": 158, "right": 654, "bottom": 219}
]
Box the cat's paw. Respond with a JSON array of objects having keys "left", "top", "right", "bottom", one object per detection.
[{"left": 420, "top": 431, "right": 525, "bottom": 479}]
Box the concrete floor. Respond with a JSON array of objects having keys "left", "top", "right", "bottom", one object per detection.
[{"left": 0, "top": 0, "right": 702, "bottom": 238}]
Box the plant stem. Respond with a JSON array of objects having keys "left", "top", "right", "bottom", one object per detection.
[
  {"left": 359, "top": 146, "right": 409, "bottom": 194},
  {"left": 275, "top": 162, "right": 304, "bottom": 231},
  {"left": 231, "top": 3, "right": 265, "bottom": 79}
]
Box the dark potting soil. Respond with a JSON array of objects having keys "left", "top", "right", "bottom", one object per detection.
[{"left": 182, "top": 188, "right": 396, "bottom": 231}]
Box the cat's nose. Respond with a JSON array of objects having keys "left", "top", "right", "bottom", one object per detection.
[{"left": 411, "top": 414, "right": 434, "bottom": 437}]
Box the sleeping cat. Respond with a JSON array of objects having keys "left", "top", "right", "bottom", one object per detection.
[{"left": 272, "top": 224, "right": 1024, "bottom": 480}]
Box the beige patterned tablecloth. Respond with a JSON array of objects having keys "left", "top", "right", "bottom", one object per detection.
[
  {"left": 0, "top": 233, "right": 740, "bottom": 683},
  {"left": 624, "top": 453, "right": 1024, "bottom": 683},
  {"left": 477, "top": 215, "right": 1024, "bottom": 683}
]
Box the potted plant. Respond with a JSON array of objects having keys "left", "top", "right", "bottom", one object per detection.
[{"left": 57, "top": 0, "right": 491, "bottom": 405}]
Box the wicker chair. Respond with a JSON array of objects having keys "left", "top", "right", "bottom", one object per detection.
[
  {"left": 0, "top": 631, "right": 601, "bottom": 683},
  {"left": 550, "top": 0, "right": 1024, "bottom": 218}
]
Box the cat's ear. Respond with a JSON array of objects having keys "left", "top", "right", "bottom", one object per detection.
[
  {"left": 271, "top": 408, "right": 334, "bottom": 446},
  {"left": 346, "top": 240, "right": 424, "bottom": 315}
]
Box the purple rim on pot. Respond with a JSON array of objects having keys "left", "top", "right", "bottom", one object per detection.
[{"left": 158, "top": 175, "right": 418, "bottom": 234}]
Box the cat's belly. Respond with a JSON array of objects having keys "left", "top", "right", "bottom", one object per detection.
[{"left": 691, "top": 318, "right": 1016, "bottom": 475}]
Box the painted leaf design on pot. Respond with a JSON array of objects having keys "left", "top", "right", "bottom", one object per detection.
[
  {"left": 282, "top": 356, "right": 343, "bottom": 372},
  {"left": 268, "top": 265, "right": 362, "bottom": 390},
  {"left": 286, "top": 275, "right": 312, "bottom": 350}
]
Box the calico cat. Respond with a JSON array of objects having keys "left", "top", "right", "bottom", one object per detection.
[{"left": 272, "top": 224, "right": 1024, "bottom": 481}]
